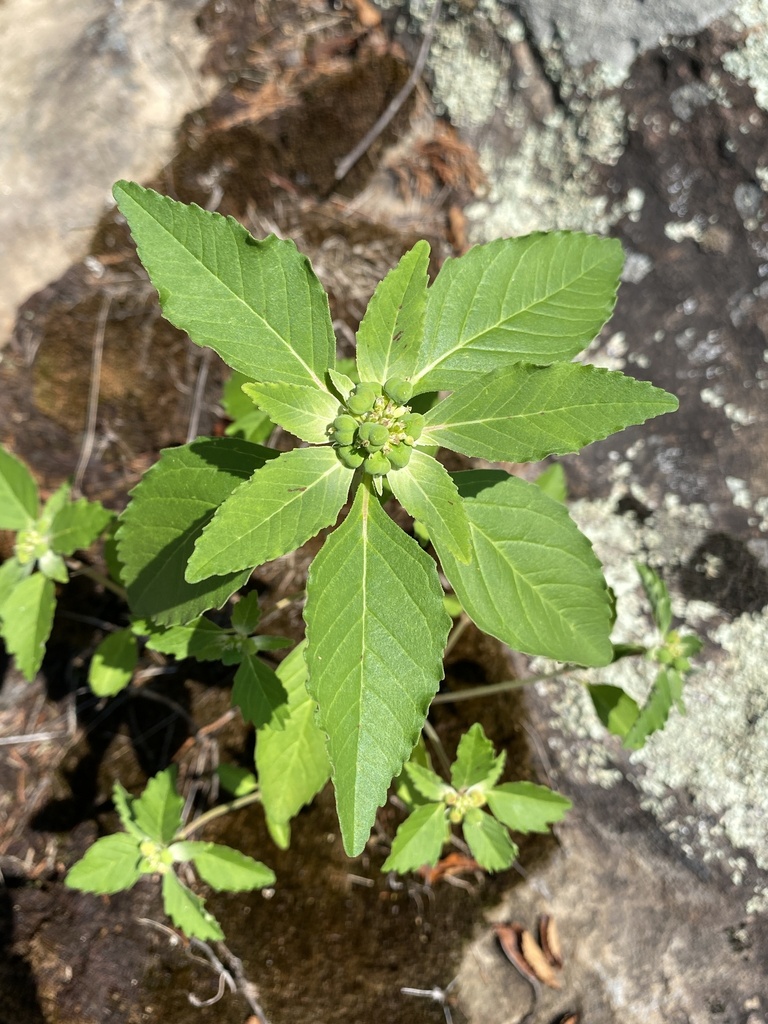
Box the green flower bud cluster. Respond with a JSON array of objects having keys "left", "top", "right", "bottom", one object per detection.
[
  {"left": 328, "top": 377, "right": 424, "bottom": 476},
  {"left": 444, "top": 787, "right": 487, "bottom": 824}
]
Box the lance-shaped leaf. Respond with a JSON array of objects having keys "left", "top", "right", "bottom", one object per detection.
[
  {"left": 636, "top": 563, "right": 673, "bottom": 635},
  {"left": 138, "top": 616, "right": 234, "bottom": 662},
  {"left": 170, "top": 841, "right": 275, "bottom": 891},
  {"left": 486, "top": 781, "right": 572, "bottom": 833},
  {"left": 304, "top": 485, "right": 451, "bottom": 856},
  {"left": 0, "top": 557, "right": 28, "bottom": 612},
  {"left": 117, "top": 438, "right": 276, "bottom": 625},
  {"left": 232, "top": 652, "right": 289, "bottom": 730},
  {"left": 387, "top": 449, "right": 471, "bottom": 563},
  {"left": 256, "top": 642, "right": 330, "bottom": 848},
  {"left": 65, "top": 833, "right": 143, "bottom": 895},
  {"left": 588, "top": 683, "right": 640, "bottom": 740},
  {"left": 624, "top": 667, "right": 684, "bottom": 750},
  {"left": 113, "top": 783, "right": 146, "bottom": 842},
  {"left": 131, "top": 767, "right": 185, "bottom": 845},
  {"left": 49, "top": 498, "right": 113, "bottom": 556},
  {"left": 0, "top": 572, "right": 55, "bottom": 680},
  {"left": 382, "top": 802, "right": 450, "bottom": 874},
  {"left": 0, "top": 447, "right": 38, "bottom": 530},
  {"left": 114, "top": 181, "right": 335, "bottom": 391},
  {"left": 187, "top": 447, "right": 352, "bottom": 582},
  {"left": 404, "top": 761, "right": 452, "bottom": 802},
  {"left": 422, "top": 363, "right": 678, "bottom": 463},
  {"left": 462, "top": 807, "right": 518, "bottom": 871},
  {"left": 356, "top": 241, "right": 430, "bottom": 383},
  {"left": 412, "top": 232, "right": 624, "bottom": 393},
  {"left": 451, "top": 723, "right": 505, "bottom": 791},
  {"left": 161, "top": 871, "right": 224, "bottom": 942},
  {"left": 441, "top": 472, "right": 613, "bottom": 666},
  {"left": 88, "top": 628, "right": 138, "bottom": 697},
  {"left": 242, "top": 381, "right": 340, "bottom": 444}
]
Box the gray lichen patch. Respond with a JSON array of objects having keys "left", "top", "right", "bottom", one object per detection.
[
  {"left": 723, "top": 0, "right": 768, "bottom": 111},
  {"left": 533, "top": 489, "right": 768, "bottom": 907}
]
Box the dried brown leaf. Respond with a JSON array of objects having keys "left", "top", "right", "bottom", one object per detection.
[
  {"left": 521, "top": 929, "right": 562, "bottom": 990},
  {"left": 539, "top": 914, "right": 564, "bottom": 969},
  {"left": 494, "top": 923, "right": 541, "bottom": 989}
]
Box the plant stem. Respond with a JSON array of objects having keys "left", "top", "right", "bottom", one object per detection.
[
  {"left": 431, "top": 667, "right": 577, "bottom": 705},
  {"left": 444, "top": 612, "right": 471, "bottom": 656},
  {"left": 176, "top": 791, "right": 263, "bottom": 840},
  {"left": 67, "top": 558, "right": 127, "bottom": 600},
  {"left": 422, "top": 718, "right": 452, "bottom": 776}
]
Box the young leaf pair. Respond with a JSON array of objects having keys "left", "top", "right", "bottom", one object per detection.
[
  {"left": 113, "top": 181, "right": 678, "bottom": 856},
  {"left": 384, "top": 724, "right": 571, "bottom": 875},
  {"left": 66, "top": 766, "right": 274, "bottom": 941},
  {"left": 0, "top": 447, "right": 112, "bottom": 680}
]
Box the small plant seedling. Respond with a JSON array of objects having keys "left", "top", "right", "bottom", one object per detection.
[
  {"left": 0, "top": 448, "right": 112, "bottom": 680},
  {"left": 66, "top": 765, "right": 274, "bottom": 940},
  {"left": 111, "top": 181, "right": 679, "bottom": 856}
]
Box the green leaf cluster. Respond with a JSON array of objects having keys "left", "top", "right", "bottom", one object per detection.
[
  {"left": 65, "top": 766, "right": 274, "bottom": 941},
  {"left": 0, "top": 448, "right": 112, "bottom": 680},
  {"left": 384, "top": 724, "right": 571, "bottom": 873},
  {"left": 112, "top": 181, "right": 678, "bottom": 855},
  {"left": 589, "top": 564, "right": 703, "bottom": 749}
]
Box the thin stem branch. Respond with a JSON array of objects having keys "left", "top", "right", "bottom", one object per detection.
[
  {"left": 175, "top": 790, "right": 263, "bottom": 841},
  {"left": 431, "top": 667, "right": 577, "bottom": 705},
  {"left": 444, "top": 612, "right": 471, "bottom": 657},
  {"left": 422, "top": 718, "right": 452, "bottom": 777},
  {"left": 334, "top": 0, "right": 443, "bottom": 181},
  {"left": 73, "top": 295, "right": 111, "bottom": 496},
  {"left": 66, "top": 558, "right": 127, "bottom": 601}
]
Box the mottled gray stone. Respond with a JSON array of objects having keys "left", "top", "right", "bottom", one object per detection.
[
  {"left": 515, "top": 0, "right": 739, "bottom": 73},
  {"left": 0, "top": 0, "right": 216, "bottom": 347}
]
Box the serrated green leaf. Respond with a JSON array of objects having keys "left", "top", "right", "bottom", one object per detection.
[
  {"left": 231, "top": 592, "right": 262, "bottom": 635},
  {"left": 0, "top": 572, "right": 55, "bottom": 680},
  {"left": 422, "top": 364, "right": 677, "bottom": 463},
  {"left": 48, "top": 498, "right": 113, "bottom": 556},
  {"left": 170, "top": 841, "right": 275, "bottom": 891},
  {"left": 451, "top": 723, "right": 505, "bottom": 791},
  {"left": 161, "top": 870, "right": 224, "bottom": 941},
  {"left": 131, "top": 767, "right": 185, "bottom": 845},
  {"left": 394, "top": 737, "right": 434, "bottom": 809},
  {"left": 232, "top": 653, "right": 289, "bottom": 730},
  {"left": 486, "top": 781, "right": 571, "bottom": 833},
  {"left": 462, "top": 807, "right": 518, "bottom": 872},
  {"left": 442, "top": 472, "right": 613, "bottom": 666},
  {"left": 187, "top": 447, "right": 351, "bottom": 583},
  {"left": 327, "top": 367, "right": 356, "bottom": 400},
  {"left": 117, "top": 437, "right": 276, "bottom": 625},
  {"left": 412, "top": 232, "right": 624, "bottom": 392},
  {"left": 138, "top": 615, "right": 247, "bottom": 665},
  {"left": 0, "top": 557, "right": 28, "bottom": 613},
  {"left": 381, "top": 802, "right": 449, "bottom": 874},
  {"left": 66, "top": 833, "right": 143, "bottom": 894},
  {"left": 39, "top": 482, "right": 72, "bottom": 527},
  {"left": 241, "top": 381, "right": 339, "bottom": 444},
  {"left": 636, "top": 563, "right": 672, "bottom": 635},
  {"left": 535, "top": 463, "right": 567, "bottom": 503},
  {"left": 388, "top": 449, "right": 471, "bottom": 563},
  {"left": 624, "top": 668, "right": 684, "bottom": 750},
  {"left": 404, "top": 761, "right": 451, "bottom": 802},
  {"left": 356, "top": 241, "right": 430, "bottom": 383},
  {"left": 256, "top": 642, "right": 330, "bottom": 847},
  {"left": 588, "top": 683, "right": 640, "bottom": 739},
  {"left": 114, "top": 182, "right": 335, "bottom": 391},
  {"left": 216, "top": 764, "right": 258, "bottom": 797},
  {"left": 88, "top": 628, "right": 138, "bottom": 697},
  {"left": 113, "top": 782, "right": 146, "bottom": 841},
  {"left": 251, "top": 634, "right": 293, "bottom": 653},
  {"left": 0, "top": 447, "right": 38, "bottom": 529},
  {"left": 304, "top": 484, "right": 451, "bottom": 856}
]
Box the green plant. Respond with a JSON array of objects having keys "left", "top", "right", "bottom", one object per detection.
[
  {"left": 0, "top": 449, "right": 112, "bottom": 679},
  {"left": 0, "top": 179, "right": 695, "bottom": 954},
  {"left": 65, "top": 766, "right": 274, "bottom": 940},
  {"left": 110, "top": 181, "right": 677, "bottom": 860}
]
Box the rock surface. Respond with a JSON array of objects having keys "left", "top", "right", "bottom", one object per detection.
[{"left": 0, "top": 0, "right": 216, "bottom": 346}]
